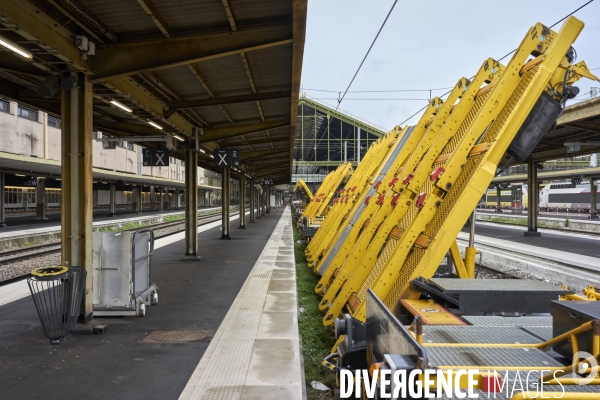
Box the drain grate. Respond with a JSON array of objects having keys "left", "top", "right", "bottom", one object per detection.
[{"left": 142, "top": 330, "right": 215, "bottom": 344}]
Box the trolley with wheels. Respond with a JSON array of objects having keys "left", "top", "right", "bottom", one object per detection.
[{"left": 92, "top": 229, "right": 158, "bottom": 317}]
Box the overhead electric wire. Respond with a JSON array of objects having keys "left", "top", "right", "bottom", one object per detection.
[
  {"left": 397, "top": 0, "right": 595, "bottom": 127},
  {"left": 336, "top": 0, "right": 399, "bottom": 110},
  {"left": 304, "top": 87, "right": 453, "bottom": 93}
]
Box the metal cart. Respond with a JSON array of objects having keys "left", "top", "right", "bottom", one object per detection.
[{"left": 92, "top": 229, "right": 158, "bottom": 317}]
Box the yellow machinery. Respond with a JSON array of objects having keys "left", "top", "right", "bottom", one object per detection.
[
  {"left": 311, "top": 16, "right": 600, "bottom": 399},
  {"left": 318, "top": 59, "right": 503, "bottom": 319},
  {"left": 305, "top": 129, "right": 402, "bottom": 262},
  {"left": 299, "top": 163, "right": 352, "bottom": 222},
  {"left": 319, "top": 17, "right": 599, "bottom": 327},
  {"left": 293, "top": 179, "right": 313, "bottom": 203}
]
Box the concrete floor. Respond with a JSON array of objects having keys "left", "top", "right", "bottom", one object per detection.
[{"left": 0, "top": 207, "right": 285, "bottom": 400}]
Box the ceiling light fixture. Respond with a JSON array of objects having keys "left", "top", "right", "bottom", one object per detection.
[
  {"left": 0, "top": 36, "right": 32, "bottom": 59},
  {"left": 173, "top": 134, "right": 185, "bottom": 142},
  {"left": 109, "top": 98, "right": 132, "bottom": 113},
  {"left": 199, "top": 149, "right": 206, "bottom": 154},
  {"left": 14, "top": 173, "right": 26, "bottom": 177},
  {"left": 147, "top": 120, "right": 163, "bottom": 130}
]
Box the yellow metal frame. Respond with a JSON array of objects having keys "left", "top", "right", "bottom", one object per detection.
[
  {"left": 305, "top": 133, "right": 398, "bottom": 261},
  {"left": 306, "top": 130, "right": 403, "bottom": 267},
  {"left": 310, "top": 104, "right": 442, "bottom": 281},
  {"left": 293, "top": 179, "right": 313, "bottom": 200},
  {"left": 321, "top": 58, "right": 504, "bottom": 324},
  {"left": 300, "top": 163, "right": 352, "bottom": 220},
  {"left": 326, "top": 18, "right": 589, "bottom": 326}
]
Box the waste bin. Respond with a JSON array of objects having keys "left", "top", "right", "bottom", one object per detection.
[{"left": 27, "top": 266, "right": 87, "bottom": 345}]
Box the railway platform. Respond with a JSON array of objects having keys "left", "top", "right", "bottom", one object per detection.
[
  {"left": 459, "top": 221, "right": 600, "bottom": 290},
  {"left": 0, "top": 206, "right": 302, "bottom": 400}
]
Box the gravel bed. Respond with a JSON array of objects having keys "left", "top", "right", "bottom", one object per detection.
[
  {"left": 0, "top": 244, "right": 61, "bottom": 262},
  {"left": 0, "top": 213, "right": 230, "bottom": 283},
  {"left": 0, "top": 251, "right": 62, "bottom": 282}
]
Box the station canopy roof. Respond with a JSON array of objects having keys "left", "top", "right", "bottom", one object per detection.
[{"left": 0, "top": 0, "right": 307, "bottom": 185}]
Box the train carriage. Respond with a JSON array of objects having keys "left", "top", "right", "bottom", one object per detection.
[{"left": 539, "top": 181, "right": 600, "bottom": 211}]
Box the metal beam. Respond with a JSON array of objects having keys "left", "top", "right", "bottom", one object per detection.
[
  {"left": 289, "top": 0, "right": 308, "bottom": 179},
  {"left": 245, "top": 161, "right": 289, "bottom": 171},
  {"left": 0, "top": 56, "right": 48, "bottom": 77},
  {"left": 557, "top": 97, "right": 600, "bottom": 125},
  {"left": 103, "top": 77, "right": 194, "bottom": 137},
  {"left": 135, "top": 0, "right": 174, "bottom": 38},
  {"left": 61, "top": 73, "right": 94, "bottom": 321},
  {"left": 94, "top": 119, "right": 168, "bottom": 136},
  {"left": 222, "top": 136, "right": 290, "bottom": 147},
  {"left": 167, "top": 90, "right": 290, "bottom": 112},
  {"left": 91, "top": 26, "right": 293, "bottom": 80},
  {"left": 241, "top": 148, "right": 290, "bottom": 161},
  {"left": 2, "top": 0, "right": 90, "bottom": 72},
  {"left": 562, "top": 121, "right": 600, "bottom": 134},
  {"left": 199, "top": 120, "right": 289, "bottom": 142},
  {"left": 528, "top": 144, "right": 600, "bottom": 162},
  {"left": 184, "top": 149, "right": 199, "bottom": 259}
]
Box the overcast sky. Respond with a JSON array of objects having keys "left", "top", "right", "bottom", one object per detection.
[{"left": 300, "top": 0, "right": 600, "bottom": 132}]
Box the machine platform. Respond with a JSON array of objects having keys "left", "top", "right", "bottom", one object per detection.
[{"left": 415, "top": 278, "right": 572, "bottom": 314}]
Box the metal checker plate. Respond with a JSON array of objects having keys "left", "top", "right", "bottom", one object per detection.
[
  {"left": 422, "top": 326, "right": 542, "bottom": 344},
  {"left": 521, "top": 326, "right": 554, "bottom": 342},
  {"left": 429, "top": 278, "right": 570, "bottom": 294},
  {"left": 427, "top": 347, "right": 562, "bottom": 368},
  {"left": 463, "top": 316, "right": 552, "bottom": 327}
]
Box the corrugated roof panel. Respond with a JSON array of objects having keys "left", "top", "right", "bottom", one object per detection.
[
  {"left": 245, "top": 45, "right": 292, "bottom": 92},
  {"left": 79, "top": 0, "right": 162, "bottom": 41},
  {"left": 193, "top": 55, "right": 252, "bottom": 96},
  {"left": 151, "top": 0, "right": 230, "bottom": 36},
  {"left": 195, "top": 106, "right": 232, "bottom": 126},
  {"left": 224, "top": 102, "right": 262, "bottom": 123},
  {"left": 229, "top": 0, "right": 292, "bottom": 26},
  {"left": 152, "top": 66, "right": 208, "bottom": 99},
  {"left": 260, "top": 99, "right": 290, "bottom": 119}
]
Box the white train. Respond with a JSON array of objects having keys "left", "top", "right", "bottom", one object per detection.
[{"left": 539, "top": 181, "right": 600, "bottom": 211}]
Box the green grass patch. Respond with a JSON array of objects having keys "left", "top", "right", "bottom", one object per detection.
[
  {"left": 487, "top": 216, "right": 527, "bottom": 226},
  {"left": 293, "top": 210, "right": 336, "bottom": 399},
  {"left": 97, "top": 220, "right": 152, "bottom": 232},
  {"left": 164, "top": 214, "right": 185, "bottom": 222}
]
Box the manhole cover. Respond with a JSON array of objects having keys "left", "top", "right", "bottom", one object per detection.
[{"left": 142, "top": 330, "right": 215, "bottom": 344}]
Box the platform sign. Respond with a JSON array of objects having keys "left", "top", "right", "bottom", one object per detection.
[
  {"left": 142, "top": 148, "right": 170, "bottom": 167},
  {"left": 153, "top": 149, "right": 169, "bottom": 166},
  {"left": 231, "top": 148, "right": 240, "bottom": 167},
  {"left": 214, "top": 149, "right": 231, "bottom": 167}
]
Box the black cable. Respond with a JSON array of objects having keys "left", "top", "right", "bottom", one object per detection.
[
  {"left": 304, "top": 87, "right": 453, "bottom": 94},
  {"left": 396, "top": 0, "right": 595, "bottom": 127},
  {"left": 336, "top": 0, "right": 399, "bottom": 110}
]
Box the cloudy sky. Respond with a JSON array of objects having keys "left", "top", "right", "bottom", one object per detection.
[{"left": 300, "top": 0, "right": 600, "bottom": 132}]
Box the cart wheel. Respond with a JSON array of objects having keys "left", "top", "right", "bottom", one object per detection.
[
  {"left": 151, "top": 293, "right": 158, "bottom": 305},
  {"left": 139, "top": 303, "right": 146, "bottom": 317}
]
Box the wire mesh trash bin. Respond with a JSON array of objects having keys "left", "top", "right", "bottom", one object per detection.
[
  {"left": 92, "top": 229, "right": 158, "bottom": 317},
  {"left": 27, "top": 266, "right": 87, "bottom": 345}
]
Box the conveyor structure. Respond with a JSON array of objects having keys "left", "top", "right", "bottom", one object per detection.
[
  {"left": 298, "top": 162, "right": 352, "bottom": 223},
  {"left": 302, "top": 16, "right": 600, "bottom": 399},
  {"left": 293, "top": 179, "right": 313, "bottom": 204}
]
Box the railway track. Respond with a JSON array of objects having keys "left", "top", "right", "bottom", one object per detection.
[{"left": 0, "top": 209, "right": 238, "bottom": 285}]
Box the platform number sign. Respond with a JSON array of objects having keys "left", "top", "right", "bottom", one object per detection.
[
  {"left": 214, "top": 148, "right": 241, "bottom": 168},
  {"left": 231, "top": 149, "right": 240, "bottom": 166},
  {"left": 142, "top": 148, "right": 170, "bottom": 167},
  {"left": 571, "top": 177, "right": 581, "bottom": 185}
]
